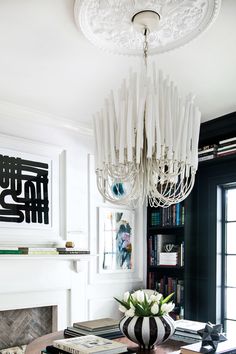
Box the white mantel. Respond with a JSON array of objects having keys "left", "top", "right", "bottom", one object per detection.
[{"left": 0, "top": 255, "right": 91, "bottom": 329}]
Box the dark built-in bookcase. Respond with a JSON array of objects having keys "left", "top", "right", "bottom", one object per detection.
[
  {"left": 146, "top": 202, "right": 185, "bottom": 320},
  {"left": 146, "top": 111, "right": 236, "bottom": 323}
]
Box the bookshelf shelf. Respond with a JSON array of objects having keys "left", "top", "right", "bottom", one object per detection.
[
  {"left": 146, "top": 201, "right": 185, "bottom": 320},
  {"left": 148, "top": 265, "right": 184, "bottom": 270}
]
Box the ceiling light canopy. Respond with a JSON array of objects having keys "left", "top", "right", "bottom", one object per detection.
[{"left": 74, "top": 0, "right": 221, "bottom": 208}]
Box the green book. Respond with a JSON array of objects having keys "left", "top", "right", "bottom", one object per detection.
[{"left": 0, "top": 250, "right": 24, "bottom": 254}]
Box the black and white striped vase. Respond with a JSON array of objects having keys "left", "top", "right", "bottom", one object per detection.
[{"left": 119, "top": 315, "right": 175, "bottom": 349}]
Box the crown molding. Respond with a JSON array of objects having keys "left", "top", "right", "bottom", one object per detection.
[{"left": 0, "top": 100, "right": 93, "bottom": 136}]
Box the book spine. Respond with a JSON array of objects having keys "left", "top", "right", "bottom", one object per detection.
[
  {"left": 217, "top": 149, "right": 236, "bottom": 157},
  {"left": 198, "top": 154, "right": 215, "bottom": 161},
  {"left": 58, "top": 251, "right": 90, "bottom": 254},
  {"left": 218, "top": 143, "right": 236, "bottom": 151},
  {"left": 53, "top": 343, "right": 80, "bottom": 354},
  {"left": 219, "top": 136, "right": 236, "bottom": 145},
  {"left": 0, "top": 250, "right": 24, "bottom": 254}
]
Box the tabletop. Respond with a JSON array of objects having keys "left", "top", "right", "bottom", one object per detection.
[{"left": 25, "top": 331, "right": 185, "bottom": 354}]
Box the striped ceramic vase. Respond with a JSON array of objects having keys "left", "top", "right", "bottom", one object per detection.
[{"left": 119, "top": 315, "right": 175, "bottom": 349}]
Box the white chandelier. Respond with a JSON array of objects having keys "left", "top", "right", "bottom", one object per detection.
[{"left": 74, "top": 0, "right": 220, "bottom": 207}]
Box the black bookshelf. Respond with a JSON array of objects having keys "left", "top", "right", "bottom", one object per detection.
[{"left": 146, "top": 202, "right": 185, "bottom": 320}]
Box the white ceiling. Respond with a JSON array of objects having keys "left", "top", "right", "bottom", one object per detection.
[{"left": 0, "top": 0, "right": 235, "bottom": 128}]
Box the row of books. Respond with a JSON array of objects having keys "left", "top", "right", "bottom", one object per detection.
[
  {"left": 150, "top": 203, "right": 185, "bottom": 227},
  {"left": 0, "top": 247, "right": 90, "bottom": 255},
  {"left": 147, "top": 274, "right": 184, "bottom": 305},
  {"left": 64, "top": 318, "right": 123, "bottom": 340},
  {"left": 148, "top": 234, "right": 184, "bottom": 266},
  {"left": 198, "top": 136, "right": 236, "bottom": 162}
]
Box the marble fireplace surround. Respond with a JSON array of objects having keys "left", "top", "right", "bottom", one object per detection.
[{"left": 0, "top": 255, "right": 90, "bottom": 349}]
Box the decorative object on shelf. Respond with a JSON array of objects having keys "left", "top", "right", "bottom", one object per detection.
[
  {"left": 65, "top": 241, "right": 75, "bottom": 248},
  {"left": 73, "top": 2, "right": 223, "bottom": 207},
  {"left": 115, "top": 289, "right": 175, "bottom": 349},
  {"left": 197, "top": 322, "right": 227, "bottom": 352}
]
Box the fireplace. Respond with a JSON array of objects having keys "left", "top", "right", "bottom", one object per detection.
[
  {"left": 0, "top": 255, "right": 90, "bottom": 351},
  {"left": 0, "top": 306, "right": 54, "bottom": 350}
]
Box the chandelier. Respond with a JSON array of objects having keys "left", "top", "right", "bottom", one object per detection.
[{"left": 74, "top": 0, "right": 221, "bottom": 207}]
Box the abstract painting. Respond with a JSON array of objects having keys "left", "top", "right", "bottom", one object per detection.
[
  {"left": 0, "top": 148, "right": 51, "bottom": 228},
  {"left": 99, "top": 207, "right": 134, "bottom": 272}
]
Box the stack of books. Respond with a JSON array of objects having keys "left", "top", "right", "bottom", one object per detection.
[
  {"left": 198, "top": 144, "right": 218, "bottom": 162},
  {"left": 19, "top": 247, "right": 59, "bottom": 255},
  {"left": 0, "top": 247, "right": 90, "bottom": 255},
  {"left": 159, "top": 252, "right": 178, "bottom": 266},
  {"left": 217, "top": 137, "right": 236, "bottom": 158},
  {"left": 64, "top": 318, "right": 123, "bottom": 340},
  {"left": 43, "top": 334, "right": 128, "bottom": 354},
  {"left": 180, "top": 339, "right": 236, "bottom": 354},
  {"left": 56, "top": 248, "right": 90, "bottom": 255},
  {"left": 172, "top": 319, "right": 206, "bottom": 343}
]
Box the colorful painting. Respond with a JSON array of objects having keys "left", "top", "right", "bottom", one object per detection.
[{"left": 99, "top": 208, "right": 134, "bottom": 272}]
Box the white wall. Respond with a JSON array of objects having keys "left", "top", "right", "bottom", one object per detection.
[{"left": 0, "top": 101, "right": 145, "bottom": 322}]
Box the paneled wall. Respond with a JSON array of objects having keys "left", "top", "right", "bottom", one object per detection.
[{"left": 0, "top": 101, "right": 145, "bottom": 322}]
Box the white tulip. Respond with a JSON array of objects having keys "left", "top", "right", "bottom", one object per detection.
[
  {"left": 119, "top": 304, "right": 127, "bottom": 313},
  {"left": 132, "top": 290, "right": 145, "bottom": 303},
  {"left": 161, "top": 302, "right": 175, "bottom": 314},
  {"left": 150, "top": 293, "right": 163, "bottom": 303},
  {"left": 125, "top": 308, "right": 135, "bottom": 317},
  {"left": 151, "top": 303, "right": 159, "bottom": 315},
  {"left": 123, "top": 291, "right": 130, "bottom": 302}
]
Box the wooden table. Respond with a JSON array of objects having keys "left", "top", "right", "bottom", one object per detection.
[{"left": 25, "top": 331, "right": 185, "bottom": 354}]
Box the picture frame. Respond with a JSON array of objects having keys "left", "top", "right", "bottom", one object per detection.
[
  {"left": 0, "top": 133, "right": 64, "bottom": 244},
  {"left": 98, "top": 207, "right": 135, "bottom": 273}
]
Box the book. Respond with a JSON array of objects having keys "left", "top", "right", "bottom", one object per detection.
[
  {"left": 64, "top": 329, "right": 123, "bottom": 340},
  {"left": 46, "top": 346, "right": 71, "bottom": 354},
  {"left": 218, "top": 144, "right": 236, "bottom": 151},
  {"left": 180, "top": 340, "right": 236, "bottom": 354},
  {"left": 219, "top": 137, "right": 236, "bottom": 145},
  {"left": 58, "top": 250, "right": 90, "bottom": 255},
  {"left": 18, "top": 247, "right": 59, "bottom": 255},
  {"left": 217, "top": 149, "right": 236, "bottom": 157},
  {"left": 45, "top": 346, "right": 132, "bottom": 354},
  {"left": 0, "top": 250, "right": 24, "bottom": 254},
  {"left": 53, "top": 335, "right": 127, "bottom": 354},
  {"left": 73, "top": 318, "right": 120, "bottom": 332},
  {"left": 67, "top": 326, "right": 120, "bottom": 336},
  {"left": 198, "top": 155, "right": 214, "bottom": 162},
  {"left": 175, "top": 319, "right": 206, "bottom": 334}
]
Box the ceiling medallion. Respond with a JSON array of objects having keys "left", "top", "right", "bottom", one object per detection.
[{"left": 74, "top": 0, "right": 221, "bottom": 55}]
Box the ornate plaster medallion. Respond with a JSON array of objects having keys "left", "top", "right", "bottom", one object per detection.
[{"left": 74, "top": 0, "right": 221, "bottom": 55}]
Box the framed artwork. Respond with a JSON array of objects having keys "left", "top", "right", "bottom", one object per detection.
[
  {"left": 0, "top": 133, "right": 63, "bottom": 243},
  {"left": 98, "top": 207, "right": 135, "bottom": 273},
  {"left": 0, "top": 148, "right": 51, "bottom": 228}
]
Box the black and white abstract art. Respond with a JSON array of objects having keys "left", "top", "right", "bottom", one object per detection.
[
  {"left": 0, "top": 153, "right": 49, "bottom": 224},
  {"left": 0, "top": 149, "right": 52, "bottom": 228}
]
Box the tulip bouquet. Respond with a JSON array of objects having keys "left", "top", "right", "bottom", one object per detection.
[{"left": 114, "top": 289, "right": 175, "bottom": 317}]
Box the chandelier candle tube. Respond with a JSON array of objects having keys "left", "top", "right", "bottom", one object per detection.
[
  {"left": 127, "top": 72, "right": 134, "bottom": 162},
  {"left": 108, "top": 92, "right": 116, "bottom": 165}
]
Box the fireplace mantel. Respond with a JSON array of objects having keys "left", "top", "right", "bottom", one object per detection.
[
  {"left": 0, "top": 254, "right": 95, "bottom": 273},
  {"left": 0, "top": 253, "right": 91, "bottom": 329}
]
